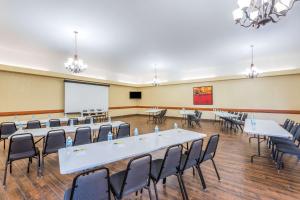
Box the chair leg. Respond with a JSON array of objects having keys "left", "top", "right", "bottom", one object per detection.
[
  {"left": 9, "top": 162, "right": 12, "bottom": 174},
  {"left": 37, "top": 155, "right": 41, "bottom": 177},
  {"left": 192, "top": 167, "right": 195, "bottom": 176},
  {"left": 196, "top": 165, "right": 207, "bottom": 190},
  {"left": 211, "top": 159, "right": 221, "bottom": 181},
  {"left": 3, "top": 139, "right": 6, "bottom": 149},
  {"left": 152, "top": 179, "right": 159, "bottom": 200},
  {"left": 27, "top": 158, "right": 31, "bottom": 173},
  {"left": 146, "top": 186, "right": 152, "bottom": 200},
  {"left": 41, "top": 156, "right": 44, "bottom": 176},
  {"left": 3, "top": 162, "right": 9, "bottom": 186},
  {"left": 177, "top": 174, "right": 188, "bottom": 200},
  {"left": 162, "top": 178, "right": 166, "bottom": 185}
]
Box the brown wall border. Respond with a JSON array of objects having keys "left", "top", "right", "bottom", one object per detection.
[{"left": 1, "top": 106, "right": 300, "bottom": 117}]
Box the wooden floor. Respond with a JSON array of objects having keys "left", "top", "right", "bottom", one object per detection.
[{"left": 0, "top": 115, "right": 299, "bottom": 200}]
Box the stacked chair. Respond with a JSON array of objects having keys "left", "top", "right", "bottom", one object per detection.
[{"left": 269, "top": 119, "right": 300, "bottom": 171}]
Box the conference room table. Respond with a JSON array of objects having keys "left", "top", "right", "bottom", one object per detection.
[
  {"left": 58, "top": 128, "right": 206, "bottom": 174},
  {"left": 244, "top": 119, "right": 292, "bottom": 162},
  {"left": 214, "top": 111, "right": 238, "bottom": 119},
  {"left": 12, "top": 121, "right": 125, "bottom": 138},
  {"left": 179, "top": 110, "right": 195, "bottom": 125},
  {"left": 145, "top": 108, "right": 163, "bottom": 122},
  {"left": 14, "top": 116, "right": 87, "bottom": 127}
]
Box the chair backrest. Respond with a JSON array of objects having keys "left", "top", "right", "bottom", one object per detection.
[
  {"left": 69, "top": 167, "right": 110, "bottom": 200},
  {"left": 158, "top": 144, "right": 182, "bottom": 179},
  {"left": 117, "top": 123, "right": 130, "bottom": 138},
  {"left": 181, "top": 139, "right": 203, "bottom": 170},
  {"left": 120, "top": 154, "right": 152, "bottom": 197},
  {"left": 8, "top": 133, "right": 37, "bottom": 161},
  {"left": 283, "top": 119, "right": 290, "bottom": 129},
  {"left": 286, "top": 121, "right": 295, "bottom": 132},
  {"left": 49, "top": 119, "right": 61, "bottom": 127},
  {"left": 201, "top": 134, "right": 220, "bottom": 162},
  {"left": 43, "top": 129, "right": 66, "bottom": 154},
  {"left": 96, "top": 125, "right": 112, "bottom": 142},
  {"left": 26, "top": 120, "right": 41, "bottom": 129},
  {"left": 293, "top": 127, "right": 300, "bottom": 143},
  {"left": 196, "top": 111, "right": 202, "bottom": 119},
  {"left": 238, "top": 113, "right": 243, "bottom": 120},
  {"left": 68, "top": 118, "right": 79, "bottom": 126},
  {"left": 74, "top": 127, "right": 92, "bottom": 146},
  {"left": 0, "top": 122, "right": 17, "bottom": 137},
  {"left": 290, "top": 123, "right": 299, "bottom": 137},
  {"left": 84, "top": 117, "right": 92, "bottom": 124},
  {"left": 242, "top": 113, "right": 248, "bottom": 121}
]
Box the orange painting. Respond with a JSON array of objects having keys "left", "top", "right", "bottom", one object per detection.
[{"left": 193, "top": 86, "right": 213, "bottom": 105}]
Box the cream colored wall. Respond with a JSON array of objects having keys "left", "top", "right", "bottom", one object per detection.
[
  {"left": 139, "top": 74, "right": 300, "bottom": 123},
  {"left": 0, "top": 70, "right": 138, "bottom": 122}
]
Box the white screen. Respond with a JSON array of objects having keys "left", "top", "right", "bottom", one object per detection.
[{"left": 64, "top": 81, "right": 109, "bottom": 113}]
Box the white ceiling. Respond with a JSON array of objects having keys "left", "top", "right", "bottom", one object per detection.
[{"left": 0, "top": 0, "right": 300, "bottom": 84}]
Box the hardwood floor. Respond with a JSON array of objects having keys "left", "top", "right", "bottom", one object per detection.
[{"left": 0, "top": 115, "right": 299, "bottom": 200}]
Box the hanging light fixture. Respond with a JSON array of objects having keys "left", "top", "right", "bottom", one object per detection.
[
  {"left": 65, "top": 31, "right": 87, "bottom": 73},
  {"left": 232, "top": 0, "right": 299, "bottom": 28},
  {"left": 152, "top": 65, "right": 160, "bottom": 87},
  {"left": 247, "top": 45, "right": 259, "bottom": 79}
]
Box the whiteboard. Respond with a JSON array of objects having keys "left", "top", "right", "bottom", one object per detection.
[{"left": 64, "top": 81, "right": 109, "bottom": 113}]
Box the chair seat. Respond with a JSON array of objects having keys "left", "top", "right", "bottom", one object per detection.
[
  {"left": 44, "top": 147, "right": 60, "bottom": 154},
  {"left": 277, "top": 146, "right": 300, "bottom": 157},
  {"left": 150, "top": 159, "right": 163, "bottom": 180},
  {"left": 110, "top": 170, "right": 126, "bottom": 197},
  {"left": 0, "top": 134, "right": 10, "bottom": 139},
  {"left": 64, "top": 188, "right": 72, "bottom": 200},
  {"left": 9, "top": 147, "right": 39, "bottom": 161},
  {"left": 272, "top": 137, "right": 294, "bottom": 145}
]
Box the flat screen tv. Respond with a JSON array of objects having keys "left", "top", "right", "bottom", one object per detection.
[{"left": 130, "top": 91, "right": 142, "bottom": 99}]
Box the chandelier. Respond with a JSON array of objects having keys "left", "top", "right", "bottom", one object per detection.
[
  {"left": 247, "top": 45, "right": 259, "bottom": 78},
  {"left": 232, "top": 0, "right": 299, "bottom": 28},
  {"left": 65, "top": 31, "right": 87, "bottom": 73},
  {"left": 152, "top": 65, "right": 159, "bottom": 87}
]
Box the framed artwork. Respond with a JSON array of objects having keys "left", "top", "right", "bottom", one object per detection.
[{"left": 193, "top": 86, "right": 213, "bottom": 105}]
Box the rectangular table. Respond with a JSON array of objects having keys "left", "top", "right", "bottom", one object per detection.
[
  {"left": 145, "top": 109, "right": 163, "bottom": 122},
  {"left": 12, "top": 121, "right": 125, "bottom": 138},
  {"left": 179, "top": 110, "right": 195, "bottom": 125},
  {"left": 58, "top": 128, "right": 206, "bottom": 174},
  {"left": 244, "top": 119, "right": 292, "bottom": 162},
  {"left": 15, "top": 117, "right": 87, "bottom": 127}
]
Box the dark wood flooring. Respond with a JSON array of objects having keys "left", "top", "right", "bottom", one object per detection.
[{"left": 0, "top": 115, "right": 299, "bottom": 200}]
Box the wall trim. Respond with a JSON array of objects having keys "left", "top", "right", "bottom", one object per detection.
[
  {"left": 1, "top": 106, "right": 299, "bottom": 117},
  {"left": 0, "top": 109, "right": 64, "bottom": 117}
]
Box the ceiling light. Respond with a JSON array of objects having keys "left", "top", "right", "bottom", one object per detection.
[
  {"left": 247, "top": 45, "right": 259, "bottom": 79},
  {"left": 65, "top": 31, "right": 87, "bottom": 73},
  {"left": 233, "top": 0, "right": 299, "bottom": 28}
]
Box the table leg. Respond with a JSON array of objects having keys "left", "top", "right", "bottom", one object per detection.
[{"left": 251, "top": 135, "right": 268, "bottom": 163}]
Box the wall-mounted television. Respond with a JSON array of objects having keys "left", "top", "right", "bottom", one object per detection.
[{"left": 130, "top": 91, "right": 142, "bottom": 99}]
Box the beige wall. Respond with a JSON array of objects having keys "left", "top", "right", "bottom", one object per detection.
[
  {"left": 0, "top": 70, "right": 137, "bottom": 122},
  {"left": 139, "top": 74, "right": 300, "bottom": 122},
  {"left": 1, "top": 69, "right": 300, "bottom": 123}
]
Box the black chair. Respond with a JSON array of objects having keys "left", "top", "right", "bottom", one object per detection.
[
  {"left": 187, "top": 111, "right": 202, "bottom": 128},
  {"left": 150, "top": 144, "right": 187, "bottom": 200},
  {"left": 199, "top": 134, "right": 221, "bottom": 182},
  {"left": 286, "top": 120, "right": 295, "bottom": 132},
  {"left": 94, "top": 125, "right": 112, "bottom": 142},
  {"left": 42, "top": 129, "right": 66, "bottom": 175},
  {"left": 68, "top": 118, "right": 79, "bottom": 126},
  {"left": 110, "top": 154, "right": 152, "bottom": 200},
  {"left": 64, "top": 167, "right": 110, "bottom": 200},
  {"left": 74, "top": 127, "right": 92, "bottom": 146},
  {"left": 26, "top": 120, "right": 41, "bottom": 129},
  {"left": 180, "top": 139, "right": 206, "bottom": 192},
  {"left": 49, "top": 119, "right": 61, "bottom": 127},
  {"left": 0, "top": 122, "right": 17, "bottom": 149},
  {"left": 3, "top": 133, "right": 40, "bottom": 186},
  {"left": 281, "top": 119, "right": 290, "bottom": 129},
  {"left": 116, "top": 123, "right": 130, "bottom": 139},
  {"left": 84, "top": 117, "right": 92, "bottom": 124},
  {"left": 153, "top": 109, "right": 167, "bottom": 124}
]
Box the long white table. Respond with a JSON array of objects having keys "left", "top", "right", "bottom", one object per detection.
[
  {"left": 12, "top": 121, "right": 125, "bottom": 138},
  {"left": 179, "top": 110, "right": 195, "bottom": 125},
  {"left": 14, "top": 117, "right": 87, "bottom": 126},
  {"left": 244, "top": 119, "right": 292, "bottom": 162},
  {"left": 145, "top": 109, "right": 163, "bottom": 122},
  {"left": 214, "top": 111, "right": 238, "bottom": 119},
  {"left": 58, "top": 128, "right": 206, "bottom": 174}
]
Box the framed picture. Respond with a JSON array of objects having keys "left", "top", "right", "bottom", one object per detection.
[{"left": 193, "top": 86, "right": 213, "bottom": 105}]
